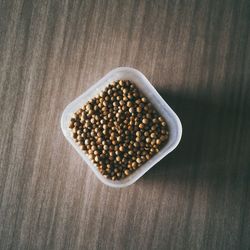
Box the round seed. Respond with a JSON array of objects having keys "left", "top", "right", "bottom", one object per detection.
[
  {"left": 139, "top": 123, "right": 144, "bottom": 129},
  {"left": 136, "top": 158, "right": 141, "bottom": 164},
  {"left": 124, "top": 169, "right": 130, "bottom": 176},
  {"left": 129, "top": 107, "right": 134, "bottom": 113},
  {"left": 156, "top": 139, "right": 161, "bottom": 145},
  {"left": 150, "top": 133, "right": 156, "bottom": 138},
  {"left": 136, "top": 131, "right": 141, "bottom": 137},
  {"left": 136, "top": 106, "right": 142, "bottom": 113},
  {"left": 127, "top": 101, "right": 132, "bottom": 107}
]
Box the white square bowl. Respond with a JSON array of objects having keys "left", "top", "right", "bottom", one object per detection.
[{"left": 61, "top": 67, "right": 182, "bottom": 188}]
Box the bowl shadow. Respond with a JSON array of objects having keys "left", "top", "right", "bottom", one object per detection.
[{"left": 142, "top": 88, "right": 250, "bottom": 185}]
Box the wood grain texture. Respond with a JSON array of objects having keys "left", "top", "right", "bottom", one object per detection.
[{"left": 0, "top": 0, "right": 250, "bottom": 249}]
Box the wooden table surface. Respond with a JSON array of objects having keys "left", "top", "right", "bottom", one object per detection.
[{"left": 0, "top": 0, "right": 250, "bottom": 249}]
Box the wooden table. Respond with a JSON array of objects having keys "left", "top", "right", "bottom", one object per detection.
[{"left": 0, "top": 0, "right": 249, "bottom": 249}]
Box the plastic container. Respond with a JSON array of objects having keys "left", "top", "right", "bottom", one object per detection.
[{"left": 61, "top": 67, "right": 182, "bottom": 188}]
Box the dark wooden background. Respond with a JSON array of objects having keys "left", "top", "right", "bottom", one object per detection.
[{"left": 0, "top": 0, "right": 250, "bottom": 249}]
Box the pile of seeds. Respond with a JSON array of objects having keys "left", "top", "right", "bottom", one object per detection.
[{"left": 69, "top": 80, "right": 169, "bottom": 180}]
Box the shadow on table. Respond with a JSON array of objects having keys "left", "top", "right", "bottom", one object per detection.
[{"left": 142, "top": 88, "right": 250, "bottom": 184}]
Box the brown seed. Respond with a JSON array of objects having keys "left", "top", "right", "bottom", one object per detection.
[
  {"left": 159, "top": 116, "right": 164, "bottom": 122},
  {"left": 136, "top": 131, "right": 141, "bottom": 137},
  {"left": 135, "top": 137, "right": 140, "bottom": 142},
  {"left": 136, "top": 106, "right": 142, "bottom": 113},
  {"left": 150, "top": 133, "right": 156, "bottom": 138},
  {"left": 139, "top": 123, "right": 144, "bottom": 129},
  {"left": 86, "top": 104, "right": 91, "bottom": 110},
  {"left": 151, "top": 125, "right": 156, "bottom": 131},
  {"left": 69, "top": 122, "right": 74, "bottom": 129},
  {"left": 129, "top": 107, "right": 134, "bottom": 113},
  {"left": 136, "top": 158, "right": 141, "bottom": 164},
  {"left": 156, "top": 139, "right": 161, "bottom": 145},
  {"left": 124, "top": 169, "right": 130, "bottom": 176},
  {"left": 127, "top": 101, "right": 132, "bottom": 107},
  {"left": 131, "top": 162, "right": 137, "bottom": 168}
]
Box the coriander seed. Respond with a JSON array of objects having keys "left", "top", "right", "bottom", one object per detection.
[{"left": 69, "top": 80, "right": 169, "bottom": 181}]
